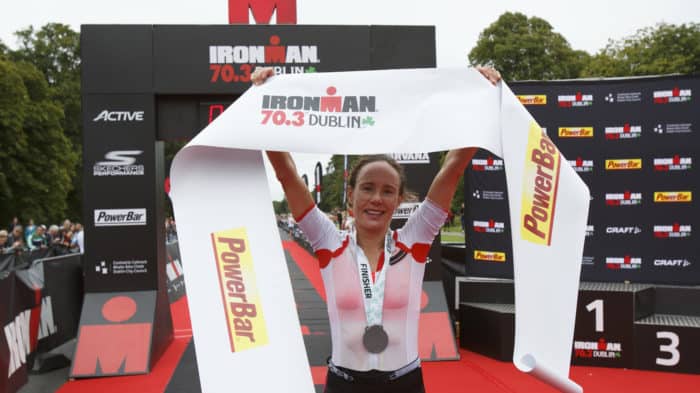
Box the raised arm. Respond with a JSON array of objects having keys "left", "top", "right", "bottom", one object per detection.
[
  {"left": 426, "top": 66, "right": 501, "bottom": 210},
  {"left": 252, "top": 69, "right": 314, "bottom": 218},
  {"left": 266, "top": 151, "right": 315, "bottom": 220},
  {"left": 426, "top": 148, "right": 478, "bottom": 211}
]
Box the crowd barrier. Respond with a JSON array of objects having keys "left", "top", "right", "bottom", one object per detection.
[
  {"left": 0, "top": 253, "right": 83, "bottom": 393},
  {"left": 0, "top": 241, "right": 185, "bottom": 393}
]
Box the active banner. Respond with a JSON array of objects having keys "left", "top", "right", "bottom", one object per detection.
[{"left": 170, "top": 68, "right": 589, "bottom": 392}]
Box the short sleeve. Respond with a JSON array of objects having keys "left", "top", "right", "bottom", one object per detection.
[
  {"left": 296, "top": 205, "right": 343, "bottom": 254},
  {"left": 395, "top": 199, "right": 448, "bottom": 262}
]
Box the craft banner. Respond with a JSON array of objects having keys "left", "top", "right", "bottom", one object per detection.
[{"left": 170, "top": 68, "right": 589, "bottom": 393}]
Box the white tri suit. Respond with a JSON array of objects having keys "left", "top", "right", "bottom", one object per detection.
[{"left": 296, "top": 199, "right": 447, "bottom": 392}]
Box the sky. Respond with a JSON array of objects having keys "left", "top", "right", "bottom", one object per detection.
[{"left": 2, "top": 0, "right": 699, "bottom": 200}]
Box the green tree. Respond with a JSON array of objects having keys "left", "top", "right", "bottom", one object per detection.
[
  {"left": 469, "top": 12, "right": 589, "bottom": 81},
  {"left": 12, "top": 24, "right": 80, "bottom": 86},
  {"left": 318, "top": 155, "right": 360, "bottom": 212},
  {"left": 583, "top": 23, "right": 700, "bottom": 77},
  {"left": 0, "top": 60, "right": 78, "bottom": 224},
  {"left": 273, "top": 198, "right": 289, "bottom": 215},
  {"left": 11, "top": 24, "right": 83, "bottom": 220},
  {"left": 0, "top": 41, "right": 8, "bottom": 60},
  {"left": 0, "top": 61, "right": 27, "bottom": 214}
]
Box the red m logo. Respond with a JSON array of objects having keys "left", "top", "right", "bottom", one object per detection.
[{"left": 229, "top": 0, "right": 297, "bottom": 24}]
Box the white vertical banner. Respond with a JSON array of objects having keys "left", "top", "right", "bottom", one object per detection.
[
  {"left": 501, "top": 84, "right": 588, "bottom": 393},
  {"left": 170, "top": 68, "right": 588, "bottom": 392}
]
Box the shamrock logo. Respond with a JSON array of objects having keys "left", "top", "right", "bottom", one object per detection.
[{"left": 362, "top": 116, "right": 375, "bottom": 127}]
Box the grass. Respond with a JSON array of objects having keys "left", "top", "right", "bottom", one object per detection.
[
  {"left": 441, "top": 217, "right": 465, "bottom": 243},
  {"left": 441, "top": 232, "right": 465, "bottom": 243},
  {"left": 442, "top": 222, "right": 463, "bottom": 233}
]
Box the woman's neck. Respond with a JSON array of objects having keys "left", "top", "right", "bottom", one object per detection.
[{"left": 355, "top": 228, "right": 386, "bottom": 252}]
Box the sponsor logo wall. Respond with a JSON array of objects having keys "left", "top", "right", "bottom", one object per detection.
[{"left": 469, "top": 76, "right": 699, "bottom": 285}]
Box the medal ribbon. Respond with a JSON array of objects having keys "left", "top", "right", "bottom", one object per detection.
[{"left": 352, "top": 229, "right": 393, "bottom": 327}]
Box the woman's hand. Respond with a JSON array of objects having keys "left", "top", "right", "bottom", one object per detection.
[
  {"left": 251, "top": 66, "right": 275, "bottom": 85},
  {"left": 476, "top": 66, "right": 502, "bottom": 86}
]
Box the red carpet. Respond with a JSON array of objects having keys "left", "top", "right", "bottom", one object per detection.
[
  {"left": 53, "top": 294, "right": 700, "bottom": 393},
  {"left": 283, "top": 240, "right": 327, "bottom": 302},
  {"left": 52, "top": 247, "right": 700, "bottom": 392},
  {"left": 308, "top": 348, "right": 700, "bottom": 392},
  {"left": 423, "top": 348, "right": 700, "bottom": 393}
]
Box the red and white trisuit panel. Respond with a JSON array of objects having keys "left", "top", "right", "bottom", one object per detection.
[{"left": 297, "top": 199, "right": 446, "bottom": 371}]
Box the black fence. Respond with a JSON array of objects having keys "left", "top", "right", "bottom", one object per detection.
[
  {"left": 1, "top": 253, "right": 83, "bottom": 393},
  {"left": 0, "top": 241, "right": 186, "bottom": 393}
]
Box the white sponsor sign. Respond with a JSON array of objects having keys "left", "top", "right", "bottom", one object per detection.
[
  {"left": 170, "top": 68, "right": 588, "bottom": 393},
  {"left": 94, "top": 208, "right": 147, "bottom": 227},
  {"left": 93, "top": 110, "right": 144, "bottom": 122},
  {"left": 93, "top": 150, "right": 145, "bottom": 176},
  {"left": 392, "top": 202, "right": 421, "bottom": 219},
  {"left": 389, "top": 152, "right": 430, "bottom": 164},
  {"left": 654, "top": 259, "right": 691, "bottom": 267}
]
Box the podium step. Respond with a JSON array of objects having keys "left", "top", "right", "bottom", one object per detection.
[
  {"left": 455, "top": 277, "right": 514, "bottom": 308},
  {"left": 461, "top": 302, "right": 515, "bottom": 314},
  {"left": 454, "top": 278, "right": 700, "bottom": 374},
  {"left": 634, "top": 313, "right": 700, "bottom": 373},
  {"left": 459, "top": 302, "right": 514, "bottom": 361},
  {"left": 579, "top": 282, "right": 653, "bottom": 291},
  {"left": 654, "top": 285, "right": 700, "bottom": 317},
  {"left": 636, "top": 313, "right": 700, "bottom": 328}
]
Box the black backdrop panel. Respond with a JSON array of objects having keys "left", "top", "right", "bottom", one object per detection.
[
  {"left": 391, "top": 152, "right": 443, "bottom": 280},
  {"left": 82, "top": 93, "right": 160, "bottom": 292},
  {"left": 156, "top": 95, "right": 237, "bottom": 141},
  {"left": 81, "top": 25, "right": 154, "bottom": 94},
  {"left": 369, "top": 26, "right": 436, "bottom": 69},
  {"left": 464, "top": 75, "right": 700, "bottom": 285},
  {"left": 464, "top": 149, "right": 514, "bottom": 278}
]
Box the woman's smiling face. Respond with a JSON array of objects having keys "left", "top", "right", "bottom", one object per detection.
[{"left": 348, "top": 161, "right": 403, "bottom": 236}]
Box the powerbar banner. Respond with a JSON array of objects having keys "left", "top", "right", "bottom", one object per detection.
[{"left": 170, "top": 68, "right": 589, "bottom": 393}]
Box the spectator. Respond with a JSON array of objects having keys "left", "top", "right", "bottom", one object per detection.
[
  {"left": 24, "top": 219, "right": 36, "bottom": 244},
  {"left": 6, "top": 225, "right": 26, "bottom": 253},
  {"left": 335, "top": 209, "right": 344, "bottom": 229},
  {"left": 58, "top": 219, "right": 72, "bottom": 240},
  {"left": 287, "top": 214, "right": 295, "bottom": 233},
  {"left": 62, "top": 230, "right": 73, "bottom": 248},
  {"left": 52, "top": 229, "right": 75, "bottom": 255},
  {"left": 7, "top": 225, "right": 24, "bottom": 246},
  {"left": 72, "top": 223, "right": 84, "bottom": 253},
  {"left": 343, "top": 212, "right": 354, "bottom": 231},
  {"left": 165, "top": 217, "right": 178, "bottom": 243},
  {"left": 47, "top": 225, "right": 60, "bottom": 246},
  {"left": 0, "top": 230, "right": 11, "bottom": 253},
  {"left": 7, "top": 217, "right": 19, "bottom": 233},
  {"left": 29, "top": 225, "right": 48, "bottom": 250}
]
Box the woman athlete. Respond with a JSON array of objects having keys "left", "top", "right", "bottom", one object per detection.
[{"left": 254, "top": 66, "right": 500, "bottom": 393}]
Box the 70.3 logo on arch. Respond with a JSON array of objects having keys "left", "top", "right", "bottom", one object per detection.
[{"left": 260, "top": 86, "right": 377, "bottom": 129}]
